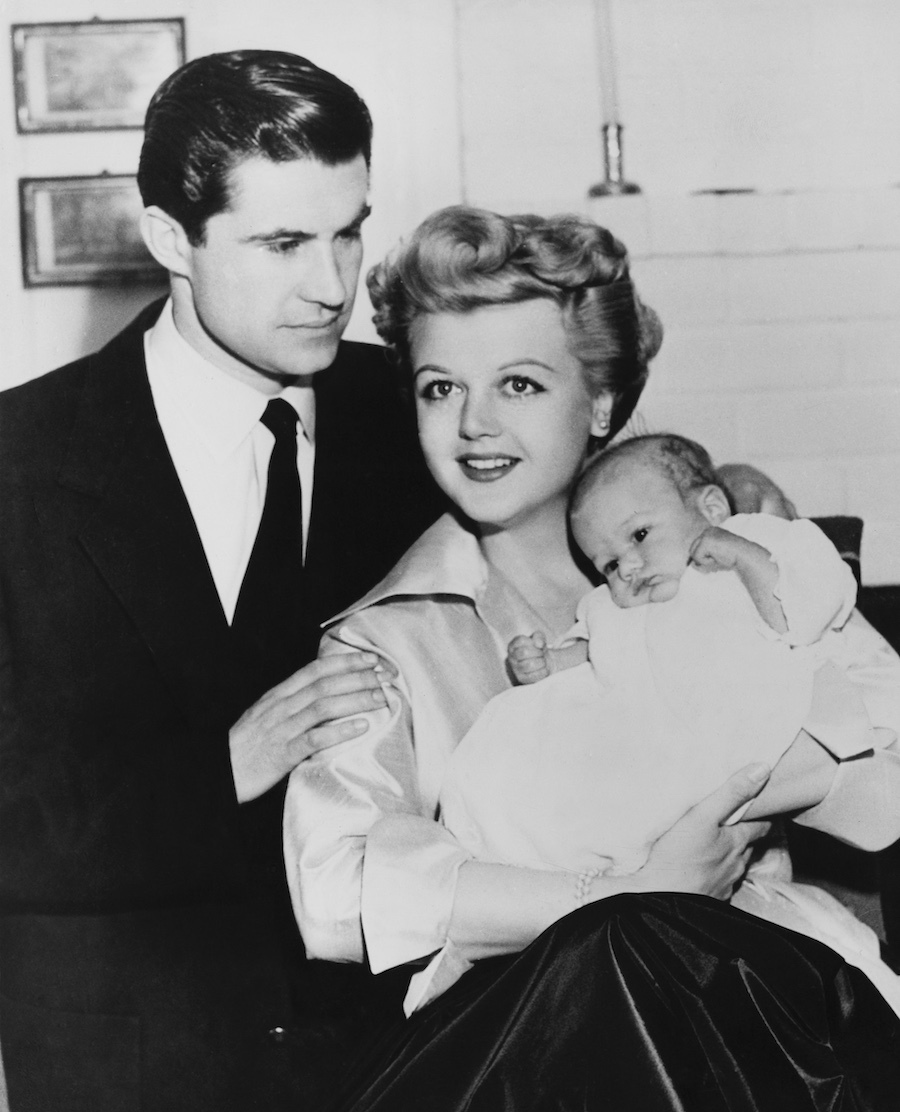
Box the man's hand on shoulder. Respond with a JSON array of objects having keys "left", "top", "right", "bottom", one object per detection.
[{"left": 229, "top": 653, "right": 391, "bottom": 802}]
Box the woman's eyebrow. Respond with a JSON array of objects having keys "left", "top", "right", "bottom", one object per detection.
[
  {"left": 413, "top": 358, "right": 556, "bottom": 379},
  {"left": 497, "top": 359, "right": 556, "bottom": 373}
]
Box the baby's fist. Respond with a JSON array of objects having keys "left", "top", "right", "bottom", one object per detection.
[
  {"left": 507, "top": 632, "right": 551, "bottom": 685},
  {"left": 689, "top": 526, "right": 741, "bottom": 572}
]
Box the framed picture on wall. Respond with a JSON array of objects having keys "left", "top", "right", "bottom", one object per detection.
[
  {"left": 11, "top": 19, "right": 185, "bottom": 133},
  {"left": 19, "top": 175, "right": 167, "bottom": 287}
]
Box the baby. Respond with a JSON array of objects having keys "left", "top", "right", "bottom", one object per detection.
[
  {"left": 439, "top": 433, "right": 900, "bottom": 1010},
  {"left": 511, "top": 433, "right": 848, "bottom": 678}
]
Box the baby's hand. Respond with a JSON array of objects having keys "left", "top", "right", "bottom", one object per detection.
[
  {"left": 507, "top": 632, "right": 551, "bottom": 685},
  {"left": 689, "top": 526, "right": 743, "bottom": 572}
]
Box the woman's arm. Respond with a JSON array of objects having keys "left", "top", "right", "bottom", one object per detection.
[
  {"left": 285, "top": 617, "right": 774, "bottom": 971},
  {"left": 792, "top": 729, "right": 900, "bottom": 851},
  {"left": 738, "top": 729, "right": 837, "bottom": 820},
  {"left": 739, "top": 725, "right": 900, "bottom": 850},
  {"left": 448, "top": 764, "right": 773, "bottom": 959}
]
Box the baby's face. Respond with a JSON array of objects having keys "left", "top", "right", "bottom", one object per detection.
[{"left": 571, "top": 464, "right": 710, "bottom": 608}]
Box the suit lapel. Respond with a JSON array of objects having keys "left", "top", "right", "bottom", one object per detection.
[
  {"left": 304, "top": 376, "right": 339, "bottom": 616},
  {"left": 307, "top": 343, "right": 441, "bottom": 627},
  {"left": 306, "top": 352, "right": 370, "bottom": 626},
  {"left": 53, "top": 309, "right": 235, "bottom": 729}
]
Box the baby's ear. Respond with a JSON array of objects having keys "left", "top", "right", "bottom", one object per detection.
[{"left": 696, "top": 484, "right": 731, "bottom": 525}]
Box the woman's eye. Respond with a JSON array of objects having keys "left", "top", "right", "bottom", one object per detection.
[
  {"left": 633, "top": 528, "right": 649, "bottom": 543},
  {"left": 419, "top": 379, "right": 459, "bottom": 401},
  {"left": 502, "top": 376, "right": 542, "bottom": 397}
]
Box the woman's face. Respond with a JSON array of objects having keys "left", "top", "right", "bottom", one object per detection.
[{"left": 411, "top": 300, "right": 611, "bottom": 531}]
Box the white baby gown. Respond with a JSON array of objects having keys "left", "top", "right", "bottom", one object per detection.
[
  {"left": 440, "top": 562, "right": 815, "bottom": 877},
  {"left": 439, "top": 515, "right": 900, "bottom": 1015}
]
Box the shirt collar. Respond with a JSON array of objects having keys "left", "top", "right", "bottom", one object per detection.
[
  {"left": 145, "top": 299, "right": 316, "bottom": 459},
  {"left": 326, "top": 513, "right": 490, "bottom": 626},
  {"left": 323, "top": 511, "right": 585, "bottom": 651}
]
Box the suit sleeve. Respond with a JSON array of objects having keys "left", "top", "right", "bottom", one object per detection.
[{"left": 0, "top": 512, "right": 246, "bottom": 911}]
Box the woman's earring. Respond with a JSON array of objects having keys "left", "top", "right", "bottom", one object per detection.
[{"left": 596, "top": 418, "right": 610, "bottom": 433}]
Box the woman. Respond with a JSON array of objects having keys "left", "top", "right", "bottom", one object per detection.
[{"left": 284, "top": 207, "right": 900, "bottom": 1109}]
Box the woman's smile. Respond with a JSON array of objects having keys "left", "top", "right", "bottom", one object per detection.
[
  {"left": 411, "top": 301, "right": 610, "bottom": 530},
  {"left": 457, "top": 454, "right": 520, "bottom": 481}
]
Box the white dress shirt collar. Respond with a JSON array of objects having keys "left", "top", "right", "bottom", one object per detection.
[
  {"left": 145, "top": 299, "right": 315, "bottom": 450},
  {"left": 144, "top": 299, "right": 316, "bottom": 620}
]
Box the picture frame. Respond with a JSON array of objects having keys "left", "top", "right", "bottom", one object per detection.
[
  {"left": 11, "top": 19, "right": 185, "bottom": 133},
  {"left": 19, "top": 175, "right": 167, "bottom": 288}
]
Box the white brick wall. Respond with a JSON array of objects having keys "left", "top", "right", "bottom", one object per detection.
[
  {"left": 452, "top": 1, "right": 900, "bottom": 581},
  {"left": 2, "top": 0, "right": 897, "bottom": 580},
  {"left": 595, "top": 190, "right": 900, "bottom": 585}
]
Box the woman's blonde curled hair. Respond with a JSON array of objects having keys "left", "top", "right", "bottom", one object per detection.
[{"left": 367, "top": 205, "right": 662, "bottom": 439}]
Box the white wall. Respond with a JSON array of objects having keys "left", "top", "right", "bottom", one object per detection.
[
  {"left": 1, "top": 0, "right": 898, "bottom": 580},
  {"left": 598, "top": 188, "right": 900, "bottom": 586},
  {"left": 0, "top": 0, "right": 462, "bottom": 377}
]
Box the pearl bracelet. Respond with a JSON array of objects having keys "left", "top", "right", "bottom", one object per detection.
[{"left": 574, "top": 867, "right": 601, "bottom": 907}]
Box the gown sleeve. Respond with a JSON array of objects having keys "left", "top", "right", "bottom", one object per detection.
[{"left": 726, "top": 514, "right": 857, "bottom": 645}]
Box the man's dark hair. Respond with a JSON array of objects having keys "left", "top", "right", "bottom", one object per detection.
[{"left": 138, "top": 49, "right": 372, "bottom": 245}]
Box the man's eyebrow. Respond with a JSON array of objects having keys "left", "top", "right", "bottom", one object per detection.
[
  {"left": 242, "top": 203, "right": 372, "bottom": 244},
  {"left": 242, "top": 228, "right": 310, "bottom": 244},
  {"left": 341, "top": 203, "right": 372, "bottom": 233}
]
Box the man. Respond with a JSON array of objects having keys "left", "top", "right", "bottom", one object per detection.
[{"left": 0, "top": 51, "right": 441, "bottom": 1112}]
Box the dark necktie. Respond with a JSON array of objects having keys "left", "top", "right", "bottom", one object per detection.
[
  {"left": 231, "top": 398, "right": 307, "bottom": 671},
  {"left": 230, "top": 399, "right": 308, "bottom": 940}
]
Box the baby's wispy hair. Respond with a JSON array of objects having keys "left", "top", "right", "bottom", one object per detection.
[{"left": 572, "top": 433, "right": 722, "bottom": 515}]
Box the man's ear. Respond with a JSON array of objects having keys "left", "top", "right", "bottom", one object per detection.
[
  {"left": 589, "top": 391, "right": 614, "bottom": 438},
  {"left": 696, "top": 484, "right": 732, "bottom": 525},
  {"left": 140, "top": 206, "right": 193, "bottom": 278}
]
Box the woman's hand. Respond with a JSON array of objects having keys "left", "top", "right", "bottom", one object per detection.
[
  {"left": 717, "top": 463, "right": 797, "bottom": 520},
  {"left": 632, "top": 763, "right": 772, "bottom": 900}
]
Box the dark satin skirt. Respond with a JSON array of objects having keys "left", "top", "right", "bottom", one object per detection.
[{"left": 337, "top": 893, "right": 900, "bottom": 1112}]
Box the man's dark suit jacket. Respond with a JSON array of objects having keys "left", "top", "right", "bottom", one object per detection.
[{"left": 0, "top": 300, "right": 442, "bottom": 1112}]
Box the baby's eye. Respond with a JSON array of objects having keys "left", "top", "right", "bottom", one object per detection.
[
  {"left": 633, "top": 527, "right": 649, "bottom": 543},
  {"left": 603, "top": 559, "right": 619, "bottom": 576}
]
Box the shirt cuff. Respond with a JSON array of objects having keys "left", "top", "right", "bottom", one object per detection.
[
  {"left": 403, "top": 941, "right": 474, "bottom": 1016},
  {"left": 362, "top": 813, "right": 470, "bottom": 974},
  {"left": 803, "top": 660, "right": 875, "bottom": 760},
  {"left": 793, "top": 743, "right": 900, "bottom": 851}
]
